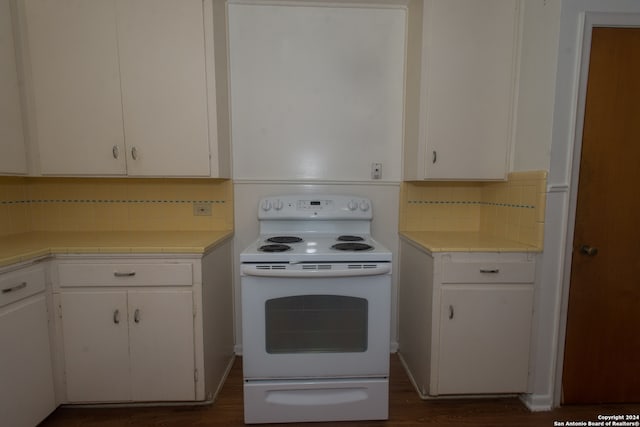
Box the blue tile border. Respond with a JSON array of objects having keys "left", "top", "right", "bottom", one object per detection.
[
  {"left": 408, "top": 200, "right": 535, "bottom": 209},
  {"left": 1, "top": 199, "right": 226, "bottom": 205}
]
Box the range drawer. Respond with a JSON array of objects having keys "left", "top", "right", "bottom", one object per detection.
[
  {"left": 58, "top": 263, "right": 193, "bottom": 287},
  {"left": 0, "top": 265, "right": 46, "bottom": 307},
  {"left": 441, "top": 260, "right": 535, "bottom": 284}
]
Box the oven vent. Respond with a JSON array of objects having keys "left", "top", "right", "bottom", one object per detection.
[
  {"left": 302, "top": 264, "right": 332, "bottom": 270},
  {"left": 348, "top": 264, "right": 378, "bottom": 270},
  {"left": 255, "top": 264, "right": 286, "bottom": 270}
]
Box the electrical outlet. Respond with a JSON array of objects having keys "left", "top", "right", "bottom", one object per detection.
[
  {"left": 193, "top": 202, "right": 212, "bottom": 216},
  {"left": 371, "top": 163, "right": 382, "bottom": 179}
]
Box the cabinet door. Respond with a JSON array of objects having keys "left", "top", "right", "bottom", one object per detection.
[
  {"left": 128, "top": 290, "right": 195, "bottom": 401},
  {"left": 61, "top": 291, "right": 131, "bottom": 402},
  {"left": 0, "top": 296, "right": 55, "bottom": 427},
  {"left": 117, "top": 0, "right": 211, "bottom": 177},
  {"left": 422, "top": 0, "right": 519, "bottom": 180},
  {"left": 24, "top": 0, "right": 126, "bottom": 175},
  {"left": 0, "top": 0, "right": 27, "bottom": 175},
  {"left": 437, "top": 285, "right": 533, "bottom": 394}
]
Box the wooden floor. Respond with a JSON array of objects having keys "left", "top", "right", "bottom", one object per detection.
[{"left": 41, "top": 355, "right": 640, "bottom": 426}]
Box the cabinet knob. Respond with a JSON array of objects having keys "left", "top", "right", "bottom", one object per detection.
[
  {"left": 432, "top": 150, "right": 437, "bottom": 164},
  {"left": 112, "top": 145, "right": 120, "bottom": 159},
  {"left": 448, "top": 305, "right": 454, "bottom": 319},
  {"left": 134, "top": 308, "right": 141, "bottom": 323},
  {"left": 113, "top": 309, "right": 120, "bottom": 324},
  {"left": 131, "top": 146, "right": 139, "bottom": 160}
]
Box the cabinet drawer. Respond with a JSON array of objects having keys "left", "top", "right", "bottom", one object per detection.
[
  {"left": 441, "top": 260, "right": 535, "bottom": 284},
  {"left": 58, "top": 263, "right": 192, "bottom": 287},
  {"left": 0, "top": 265, "right": 46, "bottom": 307}
]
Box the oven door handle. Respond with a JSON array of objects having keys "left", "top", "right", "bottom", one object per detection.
[{"left": 241, "top": 265, "right": 391, "bottom": 278}]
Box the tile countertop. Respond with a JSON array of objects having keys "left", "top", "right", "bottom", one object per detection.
[
  {"left": 0, "top": 230, "right": 234, "bottom": 267},
  {"left": 400, "top": 231, "right": 542, "bottom": 254}
]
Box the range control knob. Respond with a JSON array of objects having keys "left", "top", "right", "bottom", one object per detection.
[
  {"left": 273, "top": 199, "right": 284, "bottom": 211},
  {"left": 347, "top": 200, "right": 359, "bottom": 211},
  {"left": 261, "top": 200, "right": 272, "bottom": 211},
  {"left": 359, "top": 200, "right": 370, "bottom": 212}
]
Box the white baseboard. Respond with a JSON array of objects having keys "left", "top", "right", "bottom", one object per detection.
[{"left": 520, "top": 393, "right": 553, "bottom": 412}]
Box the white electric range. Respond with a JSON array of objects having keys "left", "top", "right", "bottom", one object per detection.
[{"left": 240, "top": 194, "right": 392, "bottom": 424}]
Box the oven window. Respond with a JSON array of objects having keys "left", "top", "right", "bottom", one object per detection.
[{"left": 265, "top": 295, "right": 368, "bottom": 353}]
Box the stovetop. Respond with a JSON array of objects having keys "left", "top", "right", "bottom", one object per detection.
[
  {"left": 240, "top": 233, "right": 392, "bottom": 263},
  {"left": 241, "top": 195, "right": 391, "bottom": 263}
]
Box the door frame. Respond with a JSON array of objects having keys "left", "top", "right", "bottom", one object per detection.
[{"left": 554, "top": 12, "right": 640, "bottom": 407}]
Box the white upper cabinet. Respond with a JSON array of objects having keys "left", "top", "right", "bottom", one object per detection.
[
  {"left": 20, "top": 0, "right": 229, "bottom": 177},
  {"left": 404, "top": 0, "right": 521, "bottom": 181},
  {"left": 0, "top": 0, "right": 27, "bottom": 175},
  {"left": 22, "top": 0, "right": 125, "bottom": 176},
  {"left": 116, "top": 0, "right": 210, "bottom": 176}
]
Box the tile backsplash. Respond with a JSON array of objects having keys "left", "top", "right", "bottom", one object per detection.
[
  {"left": 0, "top": 177, "right": 233, "bottom": 237},
  {"left": 400, "top": 170, "right": 547, "bottom": 248},
  {"left": 0, "top": 177, "right": 30, "bottom": 236}
]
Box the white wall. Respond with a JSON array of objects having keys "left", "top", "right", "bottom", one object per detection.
[{"left": 228, "top": 2, "right": 405, "bottom": 182}]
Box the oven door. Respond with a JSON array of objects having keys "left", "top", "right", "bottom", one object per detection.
[{"left": 241, "top": 263, "right": 391, "bottom": 379}]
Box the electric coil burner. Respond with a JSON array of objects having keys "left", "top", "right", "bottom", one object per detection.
[
  {"left": 258, "top": 244, "right": 291, "bottom": 252},
  {"left": 240, "top": 195, "right": 391, "bottom": 424},
  {"left": 337, "top": 235, "right": 365, "bottom": 242},
  {"left": 266, "top": 236, "right": 303, "bottom": 244},
  {"left": 331, "top": 242, "right": 374, "bottom": 251}
]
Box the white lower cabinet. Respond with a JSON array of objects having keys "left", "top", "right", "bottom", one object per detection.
[
  {"left": 398, "top": 238, "right": 535, "bottom": 397},
  {"left": 0, "top": 264, "right": 55, "bottom": 427},
  {"left": 128, "top": 291, "right": 195, "bottom": 401},
  {"left": 60, "top": 289, "right": 194, "bottom": 402},
  {"left": 60, "top": 291, "right": 130, "bottom": 402},
  {"left": 0, "top": 239, "right": 234, "bottom": 423},
  {"left": 437, "top": 286, "right": 534, "bottom": 394},
  {"left": 54, "top": 246, "right": 234, "bottom": 405}
]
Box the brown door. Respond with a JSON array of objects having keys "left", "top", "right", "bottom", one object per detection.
[{"left": 562, "top": 27, "right": 640, "bottom": 404}]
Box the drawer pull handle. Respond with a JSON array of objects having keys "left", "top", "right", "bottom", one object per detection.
[
  {"left": 113, "top": 309, "right": 120, "bottom": 324},
  {"left": 134, "top": 308, "right": 141, "bottom": 323},
  {"left": 448, "top": 305, "right": 454, "bottom": 319},
  {"left": 2, "top": 282, "right": 27, "bottom": 294},
  {"left": 479, "top": 268, "right": 500, "bottom": 274},
  {"left": 114, "top": 271, "right": 136, "bottom": 277}
]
